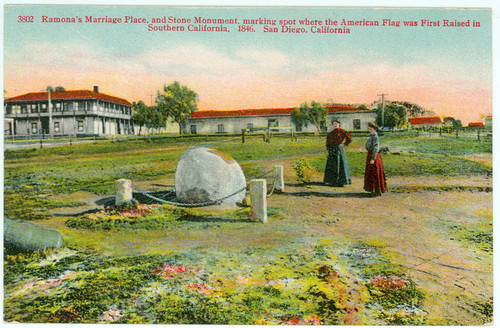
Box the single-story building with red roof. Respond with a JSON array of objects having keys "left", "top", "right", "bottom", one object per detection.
[
  {"left": 408, "top": 116, "right": 443, "bottom": 128},
  {"left": 4, "top": 86, "right": 132, "bottom": 137},
  {"left": 183, "top": 105, "right": 376, "bottom": 134},
  {"left": 468, "top": 122, "right": 485, "bottom": 128}
]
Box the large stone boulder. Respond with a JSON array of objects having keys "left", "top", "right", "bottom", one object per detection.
[
  {"left": 175, "top": 146, "right": 246, "bottom": 206},
  {"left": 4, "top": 216, "right": 63, "bottom": 251}
]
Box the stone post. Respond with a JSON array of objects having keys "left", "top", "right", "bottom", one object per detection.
[
  {"left": 274, "top": 165, "right": 285, "bottom": 192},
  {"left": 115, "top": 179, "right": 132, "bottom": 205},
  {"left": 250, "top": 179, "right": 267, "bottom": 223}
]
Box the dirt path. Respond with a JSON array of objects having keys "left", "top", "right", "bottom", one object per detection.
[
  {"left": 46, "top": 167, "right": 492, "bottom": 325},
  {"left": 269, "top": 174, "right": 492, "bottom": 325}
]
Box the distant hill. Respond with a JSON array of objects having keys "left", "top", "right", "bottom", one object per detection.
[
  {"left": 325, "top": 100, "right": 436, "bottom": 118},
  {"left": 390, "top": 101, "right": 436, "bottom": 118}
]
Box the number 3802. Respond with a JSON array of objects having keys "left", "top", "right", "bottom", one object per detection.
[{"left": 18, "top": 16, "right": 34, "bottom": 23}]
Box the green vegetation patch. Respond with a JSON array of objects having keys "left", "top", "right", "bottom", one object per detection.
[
  {"left": 310, "top": 151, "right": 491, "bottom": 176},
  {"left": 341, "top": 243, "right": 426, "bottom": 325},
  {"left": 4, "top": 192, "right": 86, "bottom": 221},
  {"left": 65, "top": 202, "right": 278, "bottom": 231},
  {"left": 3, "top": 243, "right": 426, "bottom": 325},
  {"left": 384, "top": 135, "right": 492, "bottom": 155},
  {"left": 472, "top": 299, "right": 494, "bottom": 325},
  {"left": 450, "top": 223, "right": 493, "bottom": 253}
]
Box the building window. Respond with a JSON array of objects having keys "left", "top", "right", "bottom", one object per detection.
[
  {"left": 55, "top": 103, "right": 61, "bottom": 112},
  {"left": 295, "top": 124, "right": 302, "bottom": 132},
  {"left": 78, "top": 120, "right": 84, "bottom": 132},
  {"left": 218, "top": 124, "right": 225, "bottom": 133},
  {"left": 268, "top": 119, "right": 278, "bottom": 127},
  {"left": 190, "top": 125, "right": 197, "bottom": 134},
  {"left": 21, "top": 106, "right": 27, "bottom": 114},
  {"left": 54, "top": 122, "right": 60, "bottom": 133},
  {"left": 353, "top": 119, "right": 361, "bottom": 130},
  {"left": 247, "top": 123, "right": 254, "bottom": 131},
  {"left": 31, "top": 122, "right": 38, "bottom": 134}
]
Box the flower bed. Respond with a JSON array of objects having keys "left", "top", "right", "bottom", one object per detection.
[
  {"left": 65, "top": 202, "right": 255, "bottom": 231},
  {"left": 4, "top": 244, "right": 428, "bottom": 325}
]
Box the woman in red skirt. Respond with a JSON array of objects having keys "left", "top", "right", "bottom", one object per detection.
[{"left": 364, "top": 122, "right": 387, "bottom": 196}]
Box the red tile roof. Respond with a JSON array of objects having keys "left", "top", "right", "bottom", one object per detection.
[
  {"left": 5, "top": 90, "right": 132, "bottom": 106},
  {"left": 468, "top": 122, "right": 484, "bottom": 127},
  {"left": 191, "top": 105, "right": 368, "bottom": 118},
  {"left": 443, "top": 116, "right": 454, "bottom": 121},
  {"left": 408, "top": 116, "right": 442, "bottom": 125}
]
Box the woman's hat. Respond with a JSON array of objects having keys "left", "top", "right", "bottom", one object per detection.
[
  {"left": 368, "top": 122, "right": 379, "bottom": 130},
  {"left": 331, "top": 118, "right": 340, "bottom": 124}
]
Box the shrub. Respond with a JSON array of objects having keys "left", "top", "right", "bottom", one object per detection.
[{"left": 292, "top": 158, "right": 314, "bottom": 184}]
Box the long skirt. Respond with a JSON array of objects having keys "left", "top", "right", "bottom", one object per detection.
[
  {"left": 323, "top": 144, "right": 352, "bottom": 186},
  {"left": 364, "top": 151, "right": 387, "bottom": 194}
]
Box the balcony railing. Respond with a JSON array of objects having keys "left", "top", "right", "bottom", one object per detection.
[{"left": 4, "top": 111, "right": 131, "bottom": 119}]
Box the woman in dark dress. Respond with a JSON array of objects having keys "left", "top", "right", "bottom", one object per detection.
[
  {"left": 364, "top": 122, "right": 387, "bottom": 196},
  {"left": 323, "top": 119, "right": 352, "bottom": 187}
]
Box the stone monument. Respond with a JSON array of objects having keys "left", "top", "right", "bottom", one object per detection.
[{"left": 175, "top": 146, "right": 246, "bottom": 206}]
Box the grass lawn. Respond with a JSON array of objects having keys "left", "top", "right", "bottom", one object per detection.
[{"left": 3, "top": 132, "right": 493, "bottom": 325}]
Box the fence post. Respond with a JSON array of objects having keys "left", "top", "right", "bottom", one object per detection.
[
  {"left": 478, "top": 128, "right": 481, "bottom": 141},
  {"left": 241, "top": 129, "right": 245, "bottom": 143},
  {"left": 250, "top": 179, "right": 267, "bottom": 223},
  {"left": 274, "top": 165, "right": 285, "bottom": 192},
  {"left": 115, "top": 179, "right": 133, "bottom": 205},
  {"left": 456, "top": 129, "right": 459, "bottom": 139}
]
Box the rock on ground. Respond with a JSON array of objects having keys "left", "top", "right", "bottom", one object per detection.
[{"left": 175, "top": 146, "right": 246, "bottom": 206}]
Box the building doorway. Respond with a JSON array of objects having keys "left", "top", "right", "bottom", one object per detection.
[{"left": 41, "top": 118, "right": 50, "bottom": 135}]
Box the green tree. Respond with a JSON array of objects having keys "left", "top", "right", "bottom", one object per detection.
[
  {"left": 376, "top": 103, "right": 407, "bottom": 129},
  {"left": 132, "top": 101, "right": 168, "bottom": 135},
  {"left": 291, "top": 101, "right": 328, "bottom": 134},
  {"left": 156, "top": 81, "right": 199, "bottom": 135},
  {"left": 131, "top": 101, "right": 149, "bottom": 135},
  {"left": 46, "top": 86, "right": 65, "bottom": 92},
  {"left": 149, "top": 107, "right": 167, "bottom": 133},
  {"left": 452, "top": 119, "right": 463, "bottom": 130}
]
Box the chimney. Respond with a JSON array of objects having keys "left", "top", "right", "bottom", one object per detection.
[{"left": 93, "top": 86, "right": 99, "bottom": 93}]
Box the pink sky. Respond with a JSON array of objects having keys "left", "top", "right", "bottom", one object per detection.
[{"left": 4, "top": 41, "right": 492, "bottom": 124}]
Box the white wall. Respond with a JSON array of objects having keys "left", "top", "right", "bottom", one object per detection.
[{"left": 185, "top": 111, "right": 376, "bottom": 134}]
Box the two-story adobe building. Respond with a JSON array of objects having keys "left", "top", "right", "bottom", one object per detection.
[
  {"left": 183, "top": 105, "right": 376, "bottom": 134},
  {"left": 4, "top": 86, "right": 132, "bottom": 138}
]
